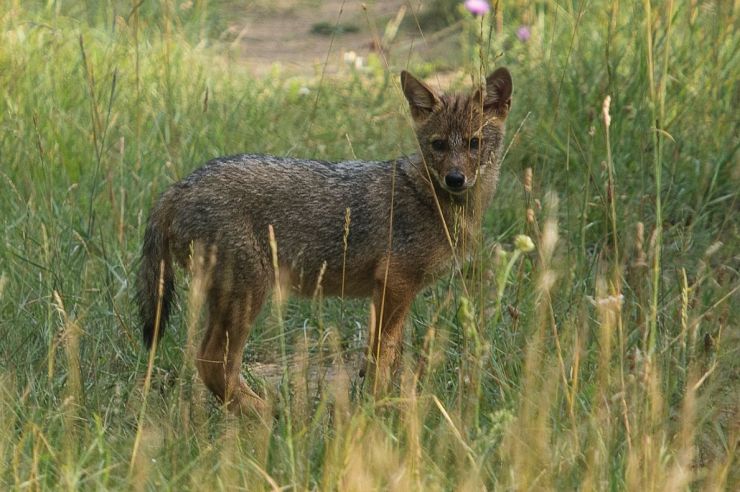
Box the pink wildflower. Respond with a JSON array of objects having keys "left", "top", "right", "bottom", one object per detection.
[
  {"left": 464, "top": 0, "right": 490, "bottom": 16},
  {"left": 516, "top": 25, "right": 531, "bottom": 42}
]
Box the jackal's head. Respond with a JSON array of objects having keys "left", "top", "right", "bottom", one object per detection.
[{"left": 401, "top": 68, "right": 512, "bottom": 195}]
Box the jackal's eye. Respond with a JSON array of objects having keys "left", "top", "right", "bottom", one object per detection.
[
  {"left": 469, "top": 137, "right": 480, "bottom": 150},
  {"left": 431, "top": 139, "right": 448, "bottom": 152}
]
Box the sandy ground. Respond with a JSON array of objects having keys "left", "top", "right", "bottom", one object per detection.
[{"left": 227, "top": 0, "right": 441, "bottom": 76}]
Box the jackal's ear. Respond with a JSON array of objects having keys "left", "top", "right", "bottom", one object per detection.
[
  {"left": 401, "top": 71, "right": 441, "bottom": 121},
  {"left": 477, "top": 67, "right": 512, "bottom": 117}
]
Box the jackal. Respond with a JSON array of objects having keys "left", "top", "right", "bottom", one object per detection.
[{"left": 137, "top": 68, "right": 513, "bottom": 415}]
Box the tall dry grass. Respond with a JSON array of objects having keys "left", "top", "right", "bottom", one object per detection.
[{"left": 0, "top": 0, "right": 737, "bottom": 489}]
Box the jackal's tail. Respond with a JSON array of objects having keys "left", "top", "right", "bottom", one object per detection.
[{"left": 136, "top": 195, "right": 176, "bottom": 350}]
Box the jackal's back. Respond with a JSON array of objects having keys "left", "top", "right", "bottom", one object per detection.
[{"left": 161, "top": 154, "right": 444, "bottom": 296}]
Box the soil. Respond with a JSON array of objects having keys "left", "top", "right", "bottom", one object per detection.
[{"left": 227, "top": 0, "right": 443, "bottom": 76}]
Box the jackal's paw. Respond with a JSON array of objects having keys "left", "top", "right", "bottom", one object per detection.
[
  {"left": 226, "top": 383, "right": 272, "bottom": 421},
  {"left": 359, "top": 362, "right": 395, "bottom": 397}
]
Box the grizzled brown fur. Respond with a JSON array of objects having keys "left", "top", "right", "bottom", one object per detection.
[{"left": 137, "top": 68, "right": 513, "bottom": 415}]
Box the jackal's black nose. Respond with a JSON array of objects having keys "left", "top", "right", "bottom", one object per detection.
[{"left": 444, "top": 171, "right": 466, "bottom": 190}]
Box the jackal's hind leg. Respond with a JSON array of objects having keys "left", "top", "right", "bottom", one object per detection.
[{"left": 197, "top": 282, "right": 268, "bottom": 417}]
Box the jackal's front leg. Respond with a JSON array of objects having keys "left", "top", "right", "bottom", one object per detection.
[{"left": 365, "top": 268, "right": 419, "bottom": 395}]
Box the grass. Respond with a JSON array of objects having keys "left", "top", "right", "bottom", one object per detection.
[{"left": 1, "top": 0, "right": 738, "bottom": 489}]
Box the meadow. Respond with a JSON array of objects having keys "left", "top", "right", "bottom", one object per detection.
[{"left": 0, "top": 0, "right": 737, "bottom": 489}]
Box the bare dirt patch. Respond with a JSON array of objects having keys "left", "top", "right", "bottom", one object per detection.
[{"left": 226, "top": 0, "right": 446, "bottom": 76}]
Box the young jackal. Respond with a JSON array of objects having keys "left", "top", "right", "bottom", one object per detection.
[{"left": 137, "top": 68, "right": 513, "bottom": 414}]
